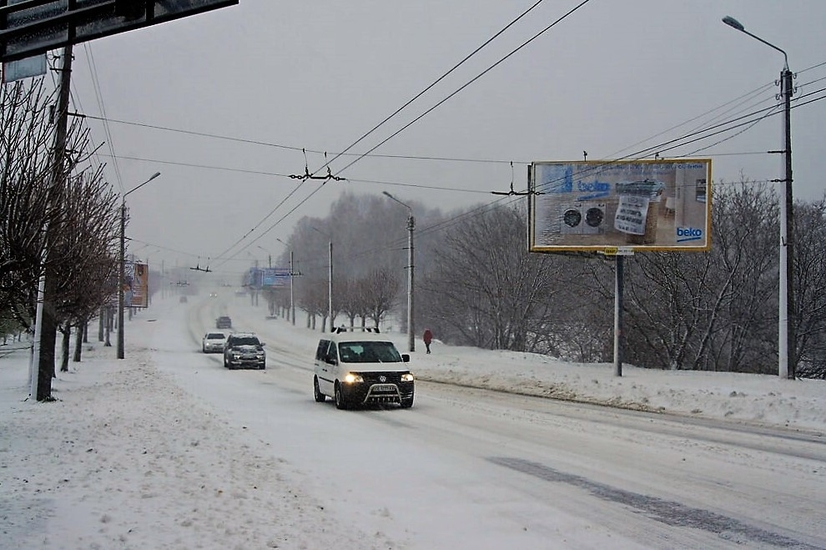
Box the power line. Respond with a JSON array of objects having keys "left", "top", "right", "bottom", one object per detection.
[{"left": 328, "top": 0, "right": 594, "bottom": 180}]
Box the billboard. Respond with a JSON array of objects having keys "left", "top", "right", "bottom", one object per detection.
[
  {"left": 123, "top": 260, "right": 149, "bottom": 307},
  {"left": 261, "top": 267, "right": 290, "bottom": 288},
  {"left": 246, "top": 267, "right": 290, "bottom": 289},
  {"left": 528, "top": 159, "right": 711, "bottom": 253},
  {"left": 131, "top": 261, "right": 149, "bottom": 307},
  {"left": 0, "top": 0, "right": 238, "bottom": 63}
]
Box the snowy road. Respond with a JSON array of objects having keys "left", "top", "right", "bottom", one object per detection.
[{"left": 149, "top": 295, "right": 826, "bottom": 549}]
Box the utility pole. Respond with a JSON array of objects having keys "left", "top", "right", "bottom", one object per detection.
[
  {"left": 289, "top": 250, "right": 296, "bottom": 325},
  {"left": 382, "top": 192, "right": 415, "bottom": 352},
  {"left": 32, "top": 43, "right": 73, "bottom": 401},
  {"left": 328, "top": 240, "right": 333, "bottom": 332},
  {"left": 406, "top": 211, "right": 415, "bottom": 353},
  {"left": 781, "top": 65, "right": 795, "bottom": 379}
]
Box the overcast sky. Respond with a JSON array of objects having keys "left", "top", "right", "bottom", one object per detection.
[{"left": 65, "top": 0, "right": 826, "bottom": 279}]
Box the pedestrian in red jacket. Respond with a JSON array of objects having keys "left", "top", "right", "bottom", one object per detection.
[{"left": 423, "top": 328, "right": 433, "bottom": 354}]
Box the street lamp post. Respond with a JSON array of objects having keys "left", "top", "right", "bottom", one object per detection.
[
  {"left": 118, "top": 172, "right": 160, "bottom": 359},
  {"left": 257, "top": 245, "right": 272, "bottom": 268},
  {"left": 723, "top": 15, "right": 795, "bottom": 379},
  {"left": 312, "top": 228, "right": 334, "bottom": 332},
  {"left": 383, "top": 192, "right": 415, "bottom": 352},
  {"left": 276, "top": 238, "right": 296, "bottom": 325}
]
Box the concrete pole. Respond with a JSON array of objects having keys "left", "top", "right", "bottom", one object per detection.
[
  {"left": 407, "top": 213, "right": 415, "bottom": 352},
  {"left": 289, "top": 250, "right": 295, "bottom": 325},
  {"left": 328, "top": 241, "right": 333, "bottom": 332}
]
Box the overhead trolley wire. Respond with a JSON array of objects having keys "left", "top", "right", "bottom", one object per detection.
[
  {"left": 211, "top": 0, "right": 592, "bottom": 266},
  {"left": 326, "top": 0, "right": 594, "bottom": 180}
]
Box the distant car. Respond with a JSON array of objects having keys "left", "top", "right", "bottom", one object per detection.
[
  {"left": 202, "top": 332, "right": 227, "bottom": 353},
  {"left": 223, "top": 332, "right": 266, "bottom": 370},
  {"left": 209, "top": 292, "right": 218, "bottom": 298},
  {"left": 313, "top": 327, "right": 414, "bottom": 409},
  {"left": 179, "top": 295, "right": 188, "bottom": 303},
  {"left": 216, "top": 316, "right": 232, "bottom": 329}
]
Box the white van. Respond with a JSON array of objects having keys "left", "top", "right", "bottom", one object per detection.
[{"left": 313, "top": 328, "right": 414, "bottom": 410}]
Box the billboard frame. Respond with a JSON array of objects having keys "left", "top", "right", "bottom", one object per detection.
[
  {"left": 0, "top": 0, "right": 238, "bottom": 63},
  {"left": 528, "top": 158, "right": 712, "bottom": 254}
]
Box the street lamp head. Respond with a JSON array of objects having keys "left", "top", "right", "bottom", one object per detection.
[
  {"left": 383, "top": 191, "right": 412, "bottom": 214},
  {"left": 124, "top": 171, "right": 162, "bottom": 198},
  {"left": 721, "top": 14, "right": 788, "bottom": 69},
  {"left": 722, "top": 15, "right": 744, "bottom": 32}
]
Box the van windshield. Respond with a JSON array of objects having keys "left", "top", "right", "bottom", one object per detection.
[{"left": 338, "top": 341, "right": 402, "bottom": 363}]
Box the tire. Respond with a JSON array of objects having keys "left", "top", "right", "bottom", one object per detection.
[
  {"left": 313, "top": 376, "right": 326, "bottom": 403},
  {"left": 334, "top": 382, "right": 349, "bottom": 410},
  {"left": 400, "top": 394, "right": 414, "bottom": 409}
]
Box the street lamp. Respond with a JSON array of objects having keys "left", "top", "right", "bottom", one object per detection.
[
  {"left": 723, "top": 15, "right": 795, "bottom": 379},
  {"left": 383, "top": 191, "right": 415, "bottom": 352},
  {"left": 118, "top": 171, "right": 161, "bottom": 359},
  {"left": 312, "top": 227, "right": 334, "bottom": 332},
  {"left": 276, "top": 237, "right": 296, "bottom": 325},
  {"left": 257, "top": 245, "right": 272, "bottom": 268}
]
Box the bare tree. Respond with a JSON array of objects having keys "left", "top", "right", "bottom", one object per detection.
[
  {"left": 620, "top": 181, "right": 779, "bottom": 372},
  {"left": 794, "top": 197, "right": 826, "bottom": 379},
  {"left": 419, "top": 203, "right": 575, "bottom": 351},
  {"left": 360, "top": 267, "right": 400, "bottom": 330},
  {"left": 0, "top": 79, "right": 56, "bottom": 326}
]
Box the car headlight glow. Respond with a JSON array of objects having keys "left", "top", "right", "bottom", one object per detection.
[
  {"left": 343, "top": 373, "right": 363, "bottom": 384},
  {"left": 401, "top": 373, "right": 414, "bottom": 382}
]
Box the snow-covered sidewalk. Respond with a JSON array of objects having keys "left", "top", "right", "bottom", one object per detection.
[{"left": 0, "top": 335, "right": 392, "bottom": 549}]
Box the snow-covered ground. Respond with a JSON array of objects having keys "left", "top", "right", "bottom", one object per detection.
[{"left": 1, "top": 294, "right": 824, "bottom": 549}]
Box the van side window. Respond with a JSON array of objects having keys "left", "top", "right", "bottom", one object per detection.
[
  {"left": 315, "top": 339, "right": 330, "bottom": 361},
  {"left": 327, "top": 345, "right": 338, "bottom": 364}
]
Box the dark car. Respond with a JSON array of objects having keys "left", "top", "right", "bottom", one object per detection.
[
  {"left": 216, "top": 316, "right": 232, "bottom": 329},
  {"left": 223, "top": 332, "right": 266, "bottom": 370}
]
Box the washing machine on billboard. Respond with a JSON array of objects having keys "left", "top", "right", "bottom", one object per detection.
[
  {"left": 581, "top": 202, "right": 607, "bottom": 235},
  {"left": 559, "top": 202, "right": 584, "bottom": 235},
  {"left": 559, "top": 202, "right": 606, "bottom": 235}
]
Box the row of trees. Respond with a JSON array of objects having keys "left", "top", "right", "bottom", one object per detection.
[
  {"left": 275, "top": 185, "right": 825, "bottom": 379},
  {"left": 1, "top": 77, "right": 122, "bottom": 398}
]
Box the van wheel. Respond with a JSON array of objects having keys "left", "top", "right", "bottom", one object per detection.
[
  {"left": 313, "top": 376, "right": 326, "bottom": 402},
  {"left": 334, "top": 382, "right": 349, "bottom": 410},
  {"left": 400, "top": 395, "right": 414, "bottom": 409}
]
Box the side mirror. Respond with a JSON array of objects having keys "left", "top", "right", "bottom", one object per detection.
[{"left": 402, "top": 354, "right": 410, "bottom": 362}]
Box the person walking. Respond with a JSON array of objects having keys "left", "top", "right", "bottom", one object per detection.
[{"left": 423, "top": 328, "right": 433, "bottom": 354}]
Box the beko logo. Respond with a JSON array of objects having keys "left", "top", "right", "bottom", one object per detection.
[{"left": 677, "top": 227, "right": 703, "bottom": 242}]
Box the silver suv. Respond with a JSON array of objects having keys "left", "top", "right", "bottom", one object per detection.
[
  {"left": 223, "top": 332, "right": 266, "bottom": 370},
  {"left": 313, "top": 328, "right": 414, "bottom": 409}
]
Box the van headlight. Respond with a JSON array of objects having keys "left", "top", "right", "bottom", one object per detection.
[
  {"left": 401, "top": 373, "right": 414, "bottom": 382},
  {"left": 343, "top": 373, "right": 363, "bottom": 384}
]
